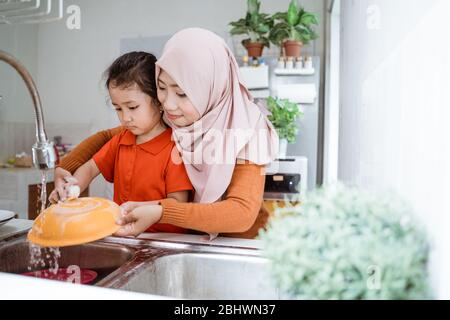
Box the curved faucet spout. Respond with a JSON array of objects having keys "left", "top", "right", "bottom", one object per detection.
[{"left": 0, "top": 50, "right": 56, "bottom": 170}]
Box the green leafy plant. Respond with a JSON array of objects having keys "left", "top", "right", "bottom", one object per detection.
[
  {"left": 269, "top": 0, "right": 319, "bottom": 47},
  {"left": 229, "top": 0, "right": 273, "bottom": 49},
  {"left": 259, "top": 183, "right": 431, "bottom": 300},
  {"left": 267, "top": 96, "right": 303, "bottom": 143}
]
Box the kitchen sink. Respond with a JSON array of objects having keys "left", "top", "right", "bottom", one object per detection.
[
  {"left": 119, "top": 253, "right": 281, "bottom": 299},
  {"left": 0, "top": 235, "right": 135, "bottom": 284},
  {"left": 0, "top": 232, "right": 283, "bottom": 299}
]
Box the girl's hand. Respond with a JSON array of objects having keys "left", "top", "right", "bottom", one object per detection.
[
  {"left": 120, "top": 201, "right": 161, "bottom": 214},
  {"left": 114, "top": 205, "right": 163, "bottom": 237},
  {"left": 49, "top": 168, "right": 78, "bottom": 204}
]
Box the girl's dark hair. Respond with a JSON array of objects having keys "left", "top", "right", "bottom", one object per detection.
[{"left": 105, "top": 51, "right": 159, "bottom": 106}]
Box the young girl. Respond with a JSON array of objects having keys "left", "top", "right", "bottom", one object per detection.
[
  {"left": 53, "top": 28, "right": 278, "bottom": 239},
  {"left": 50, "top": 52, "right": 193, "bottom": 234}
]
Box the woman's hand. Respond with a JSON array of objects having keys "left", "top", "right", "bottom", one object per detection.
[
  {"left": 114, "top": 204, "right": 163, "bottom": 237},
  {"left": 49, "top": 167, "right": 78, "bottom": 204}
]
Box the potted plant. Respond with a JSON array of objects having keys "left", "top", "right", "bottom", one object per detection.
[
  {"left": 266, "top": 96, "right": 303, "bottom": 158},
  {"left": 259, "top": 184, "right": 431, "bottom": 300},
  {"left": 269, "top": 0, "right": 319, "bottom": 57},
  {"left": 229, "top": 0, "right": 273, "bottom": 58}
]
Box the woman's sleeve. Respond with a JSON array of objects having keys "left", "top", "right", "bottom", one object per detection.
[
  {"left": 59, "top": 127, "right": 124, "bottom": 174},
  {"left": 159, "top": 162, "right": 267, "bottom": 235}
]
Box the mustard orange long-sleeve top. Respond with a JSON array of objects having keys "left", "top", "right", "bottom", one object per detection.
[{"left": 59, "top": 127, "right": 270, "bottom": 239}]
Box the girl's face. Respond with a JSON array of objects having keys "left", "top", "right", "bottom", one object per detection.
[
  {"left": 157, "top": 70, "right": 200, "bottom": 127},
  {"left": 109, "top": 84, "right": 162, "bottom": 136}
]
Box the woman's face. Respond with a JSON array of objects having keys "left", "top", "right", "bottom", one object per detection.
[{"left": 157, "top": 70, "right": 200, "bottom": 127}]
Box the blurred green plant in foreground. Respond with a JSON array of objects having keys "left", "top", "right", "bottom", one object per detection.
[{"left": 259, "top": 183, "right": 431, "bottom": 300}]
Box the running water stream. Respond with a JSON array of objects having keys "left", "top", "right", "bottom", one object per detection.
[{"left": 27, "top": 170, "right": 61, "bottom": 275}]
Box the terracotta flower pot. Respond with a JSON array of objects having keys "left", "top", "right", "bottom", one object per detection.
[
  {"left": 245, "top": 42, "right": 264, "bottom": 58},
  {"left": 284, "top": 40, "right": 303, "bottom": 58}
]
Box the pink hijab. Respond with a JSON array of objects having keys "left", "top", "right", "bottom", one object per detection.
[{"left": 156, "top": 28, "right": 278, "bottom": 203}]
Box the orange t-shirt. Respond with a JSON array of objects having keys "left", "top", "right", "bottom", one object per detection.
[{"left": 92, "top": 128, "right": 193, "bottom": 233}]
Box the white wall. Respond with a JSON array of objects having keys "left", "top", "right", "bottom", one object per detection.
[
  {"left": 0, "top": 24, "right": 40, "bottom": 161},
  {"left": 1, "top": 0, "right": 325, "bottom": 124},
  {"left": 1, "top": 0, "right": 325, "bottom": 146},
  {"left": 33, "top": 0, "right": 325, "bottom": 130},
  {"left": 0, "top": 24, "right": 38, "bottom": 123},
  {"left": 1, "top": 0, "right": 325, "bottom": 197},
  {"left": 323, "top": 0, "right": 340, "bottom": 184},
  {"left": 339, "top": 0, "right": 450, "bottom": 298}
]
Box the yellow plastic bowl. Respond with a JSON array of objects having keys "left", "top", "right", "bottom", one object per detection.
[{"left": 28, "top": 197, "right": 121, "bottom": 247}]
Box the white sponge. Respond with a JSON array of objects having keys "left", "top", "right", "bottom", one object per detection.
[{"left": 67, "top": 185, "right": 80, "bottom": 200}]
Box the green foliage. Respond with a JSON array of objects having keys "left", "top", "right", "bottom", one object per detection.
[
  {"left": 229, "top": 0, "right": 273, "bottom": 48},
  {"left": 259, "top": 183, "right": 431, "bottom": 300},
  {"left": 267, "top": 96, "right": 303, "bottom": 143},
  {"left": 269, "top": 0, "right": 319, "bottom": 47}
]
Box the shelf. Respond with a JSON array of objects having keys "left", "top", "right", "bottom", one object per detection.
[{"left": 274, "top": 68, "right": 315, "bottom": 76}]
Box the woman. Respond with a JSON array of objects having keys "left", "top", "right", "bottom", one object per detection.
[{"left": 52, "top": 28, "right": 278, "bottom": 239}]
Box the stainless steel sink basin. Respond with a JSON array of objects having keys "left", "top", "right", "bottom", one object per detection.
[
  {"left": 0, "top": 232, "right": 283, "bottom": 299},
  {"left": 119, "top": 253, "right": 281, "bottom": 299},
  {"left": 0, "top": 235, "right": 135, "bottom": 284}
]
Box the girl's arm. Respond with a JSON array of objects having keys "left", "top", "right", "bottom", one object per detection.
[
  {"left": 49, "top": 127, "right": 123, "bottom": 203},
  {"left": 159, "top": 162, "right": 266, "bottom": 235},
  {"left": 119, "top": 190, "right": 190, "bottom": 214},
  {"left": 166, "top": 190, "right": 189, "bottom": 203},
  {"left": 72, "top": 159, "right": 101, "bottom": 194},
  {"left": 119, "top": 147, "right": 192, "bottom": 214},
  {"left": 115, "top": 162, "right": 267, "bottom": 239}
]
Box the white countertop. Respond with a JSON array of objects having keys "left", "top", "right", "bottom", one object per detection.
[
  {"left": 0, "top": 274, "right": 160, "bottom": 300},
  {"left": 0, "top": 219, "right": 261, "bottom": 300},
  {"left": 0, "top": 219, "right": 162, "bottom": 299}
]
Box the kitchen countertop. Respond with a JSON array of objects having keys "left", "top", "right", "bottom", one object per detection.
[
  {"left": 0, "top": 219, "right": 262, "bottom": 299},
  {"left": 0, "top": 274, "right": 159, "bottom": 300}
]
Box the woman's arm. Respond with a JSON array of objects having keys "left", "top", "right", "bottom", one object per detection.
[
  {"left": 159, "top": 162, "right": 266, "bottom": 234},
  {"left": 114, "top": 163, "right": 267, "bottom": 238},
  {"left": 59, "top": 126, "right": 124, "bottom": 174}
]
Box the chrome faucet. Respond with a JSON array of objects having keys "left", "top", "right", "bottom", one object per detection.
[{"left": 0, "top": 50, "right": 56, "bottom": 170}]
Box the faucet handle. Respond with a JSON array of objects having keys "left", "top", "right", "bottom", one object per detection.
[{"left": 32, "top": 141, "right": 57, "bottom": 170}]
